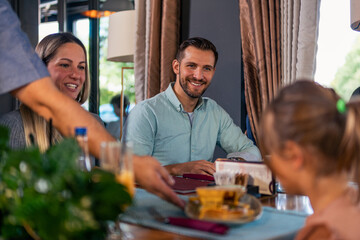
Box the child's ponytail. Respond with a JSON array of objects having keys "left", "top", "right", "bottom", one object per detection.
[{"left": 338, "top": 99, "right": 360, "bottom": 200}]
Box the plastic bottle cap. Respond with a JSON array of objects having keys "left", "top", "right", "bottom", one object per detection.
[{"left": 75, "top": 127, "right": 87, "bottom": 136}]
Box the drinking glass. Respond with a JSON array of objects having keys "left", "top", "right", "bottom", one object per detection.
[
  {"left": 276, "top": 180, "right": 286, "bottom": 193},
  {"left": 100, "top": 142, "right": 135, "bottom": 240},
  {"left": 100, "top": 142, "right": 135, "bottom": 197}
]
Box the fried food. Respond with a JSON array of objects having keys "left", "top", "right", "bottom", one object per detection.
[{"left": 193, "top": 186, "right": 253, "bottom": 220}]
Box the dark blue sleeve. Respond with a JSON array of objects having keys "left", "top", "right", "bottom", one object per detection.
[
  {"left": 0, "top": 0, "right": 49, "bottom": 94},
  {"left": 246, "top": 115, "right": 256, "bottom": 146}
]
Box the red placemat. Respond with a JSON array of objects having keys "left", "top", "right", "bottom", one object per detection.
[
  {"left": 182, "top": 173, "right": 214, "bottom": 181},
  {"left": 172, "top": 176, "right": 214, "bottom": 194}
]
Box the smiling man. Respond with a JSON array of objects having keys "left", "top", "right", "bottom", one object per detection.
[{"left": 124, "top": 37, "right": 261, "bottom": 176}]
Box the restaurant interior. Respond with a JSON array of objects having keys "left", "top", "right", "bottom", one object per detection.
[{"left": 0, "top": 0, "right": 359, "bottom": 239}]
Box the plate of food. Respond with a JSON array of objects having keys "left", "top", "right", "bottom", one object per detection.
[{"left": 185, "top": 185, "right": 262, "bottom": 224}]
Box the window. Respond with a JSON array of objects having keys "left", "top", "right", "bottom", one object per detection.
[
  {"left": 39, "top": 22, "right": 58, "bottom": 41},
  {"left": 98, "top": 17, "right": 135, "bottom": 124},
  {"left": 315, "top": 0, "right": 360, "bottom": 100}
]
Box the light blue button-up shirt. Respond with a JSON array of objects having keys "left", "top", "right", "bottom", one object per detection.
[{"left": 124, "top": 83, "right": 261, "bottom": 165}]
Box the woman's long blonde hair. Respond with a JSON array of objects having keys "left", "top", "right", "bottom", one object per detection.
[{"left": 20, "top": 33, "right": 90, "bottom": 152}]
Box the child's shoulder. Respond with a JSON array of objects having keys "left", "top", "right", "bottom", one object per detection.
[{"left": 297, "top": 187, "right": 360, "bottom": 240}]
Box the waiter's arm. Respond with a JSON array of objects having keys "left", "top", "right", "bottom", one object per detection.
[
  {"left": 11, "top": 76, "right": 112, "bottom": 158},
  {"left": 10, "top": 76, "right": 185, "bottom": 208}
]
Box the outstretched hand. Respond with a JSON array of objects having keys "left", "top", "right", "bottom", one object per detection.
[
  {"left": 133, "top": 155, "right": 185, "bottom": 208},
  {"left": 164, "top": 160, "right": 216, "bottom": 176}
]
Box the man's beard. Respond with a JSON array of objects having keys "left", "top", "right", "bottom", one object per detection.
[{"left": 179, "top": 72, "right": 209, "bottom": 99}]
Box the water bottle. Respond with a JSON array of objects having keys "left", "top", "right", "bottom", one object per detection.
[{"left": 75, "top": 127, "right": 91, "bottom": 171}]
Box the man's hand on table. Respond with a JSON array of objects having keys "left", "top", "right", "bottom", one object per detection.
[
  {"left": 164, "top": 160, "right": 216, "bottom": 176},
  {"left": 133, "top": 155, "right": 185, "bottom": 209}
]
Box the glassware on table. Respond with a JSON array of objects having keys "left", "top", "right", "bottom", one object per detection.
[
  {"left": 276, "top": 181, "right": 286, "bottom": 193},
  {"left": 106, "top": 220, "right": 134, "bottom": 240},
  {"left": 213, "top": 171, "right": 236, "bottom": 186},
  {"left": 100, "top": 142, "right": 135, "bottom": 197},
  {"left": 101, "top": 142, "right": 135, "bottom": 240},
  {"left": 75, "top": 127, "right": 92, "bottom": 171}
]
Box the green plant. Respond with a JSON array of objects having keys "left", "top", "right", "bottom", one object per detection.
[
  {"left": 0, "top": 126, "right": 132, "bottom": 240},
  {"left": 331, "top": 36, "right": 360, "bottom": 100}
]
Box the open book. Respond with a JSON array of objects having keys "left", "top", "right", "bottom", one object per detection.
[{"left": 215, "top": 158, "right": 275, "bottom": 195}]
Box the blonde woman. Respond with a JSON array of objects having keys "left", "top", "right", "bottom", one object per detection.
[{"left": 0, "top": 32, "right": 101, "bottom": 152}]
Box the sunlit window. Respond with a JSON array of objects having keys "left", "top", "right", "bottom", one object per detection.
[
  {"left": 74, "top": 19, "right": 90, "bottom": 51},
  {"left": 98, "top": 16, "right": 135, "bottom": 124},
  {"left": 315, "top": 0, "right": 360, "bottom": 100},
  {"left": 39, "top": 22, "right": 58, "bottom": 41},
  {"left": 73, "top": 19, "right": 90, "bottom": 111}
]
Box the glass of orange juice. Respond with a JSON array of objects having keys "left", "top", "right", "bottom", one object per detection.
[{"left": 100, "top": 142, "right": 135, "bottom": 197}]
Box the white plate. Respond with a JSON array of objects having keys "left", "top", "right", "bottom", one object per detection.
[{"left": 185, "top": 194, "right": 263, "bottom": 224}]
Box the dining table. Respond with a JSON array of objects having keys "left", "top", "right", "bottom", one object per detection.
[{"left": 117, "top": 177, "right": 314, "bottom": 240}]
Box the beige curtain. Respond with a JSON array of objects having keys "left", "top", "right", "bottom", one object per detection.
[
  {"left": 282, "top": 0, "right": 321, "bottom": 85},
  {"left": 134, "top": 0, "right": 180, "bottom": 102},
  {"left": 239, "top": 0, "right": 282, "bottom": 145}
]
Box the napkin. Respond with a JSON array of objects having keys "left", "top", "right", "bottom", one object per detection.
[
  {"left": 149, "top": 206, "right": 229, "bottom": 235},
  {"left": 172, "top": 176, "right": 213, "bottom": 194},
  {"left": 183, "top": 173, "right": 215, "bottom": 182},
  {"left": 167, "top": 216, "right": 229, "bottom": 235}
]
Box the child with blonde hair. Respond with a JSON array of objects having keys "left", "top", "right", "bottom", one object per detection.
[{"left": 259, "top": 80, "right": 360, "bottom": 240}]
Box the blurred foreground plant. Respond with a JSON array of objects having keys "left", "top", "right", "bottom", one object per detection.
[{"left": 0, "top": 126, "right": 132, "bottom": 240}]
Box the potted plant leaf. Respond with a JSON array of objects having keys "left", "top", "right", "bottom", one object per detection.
[{"left": 0, "top": 126, "right": 132, "bottom": 240}]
